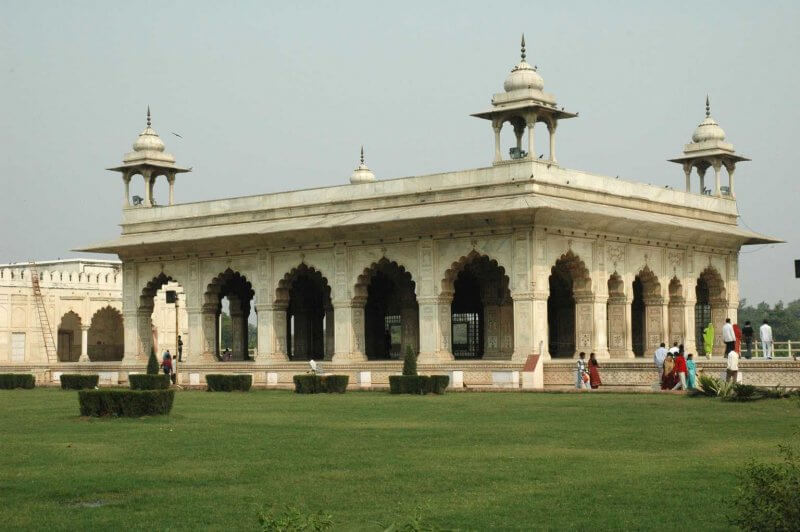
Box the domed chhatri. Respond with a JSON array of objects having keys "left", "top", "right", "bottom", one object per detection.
[
  {"left": 669, "top": 96, "right": 748, "bottom": 198},
  {"left": 472, "top": 34, "right": 576, "bottom": 165},
  {"left": 503, "top": 35, "right": 544, "bottom": 93},
  {"left": 691, "top": 97, "right": 726, "bottom": 143},
  {"left": 349, "top": 146, "right": 376, "bottom": 184},
  {"left": 108, "top": 107, "right": 191, "bottom": 208}
]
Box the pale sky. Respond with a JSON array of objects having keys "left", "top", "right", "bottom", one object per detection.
[{"left": 1, "top": 0, "right": 798, "bottom": 304}]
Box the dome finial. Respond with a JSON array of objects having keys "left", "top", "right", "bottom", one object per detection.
[
  {"left": 146, "top": 105, "right": 151, "bottom": 127},
  {"left": 360, "top": 145, "right": 365, "bottom": 165},
  {"left": 705, "top": 95, "right": 710, "bottom": 118},
  {"left": 520, "top": 33, "right": 526, "bottom": 62}
]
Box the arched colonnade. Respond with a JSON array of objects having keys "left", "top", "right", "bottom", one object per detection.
[{"left": 123, "top": 248, "right": 732, "bottom": 364}]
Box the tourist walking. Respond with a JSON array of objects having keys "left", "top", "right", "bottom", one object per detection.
[
  {"left": 726, "top": 349, "right": 739, "bottom": 382},
  {"left": 654, "top": 342, "right": 668, "bottom": 383},
  {"left": 686, "top": 354, "right": 697, "bottom": 389},
  {"left": 742, "top": 321, "right": 754, "bottom": 359},
  {"left": 575, "top": 352, "right": 589, "bottom": 390},
  {"left": 160, "top": 352, "right": 173, "bottom": 376},
  {"left": 672, "top": 350, "right": 688, "bottom": 390},
  {"left": 177, "top": 335, "right": 183, "bottom": 362},
  {"left": 734, "top": 323, "right": 742, "bottom": 354},
  {"left": 760, "top": 320, "right": 774, "bottom": 360},
  {"left": 588, "top": 353, "right": 602, "bottom": 390},
  {"left": 702, "top": 322, "right": 715, "bottom": 359},
  {"left": 722, "top": 318, "right": 735, "bottom": 357}
]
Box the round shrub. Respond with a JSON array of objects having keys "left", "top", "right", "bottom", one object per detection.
[
  {"left": 206, "top": 374, "right": 252, "bottom": 392},
  {"left": 0, "top": 373, "right": 35, "bottom": 389},
  {"left": 78, "top": 389, "right": 175, "bottom": 417},
  {"left": 129, "top": 374, "right": 170, "bottom": 390},
  {"left": 60, "top": 374, "right": 99, "bottom": 390}
]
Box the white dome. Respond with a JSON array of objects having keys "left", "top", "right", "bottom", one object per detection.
[
  {"left": 132, "top": 126, "right": 166, "bottom": 152},
  {"left": 504, "top": 61, "right": 544, "bottom": 92},
  {"left": 349, "top": 147, "right": 375, "bottom": 184},
  {"left": 692, "top": 116, "right": 726, "bottom": 143}
]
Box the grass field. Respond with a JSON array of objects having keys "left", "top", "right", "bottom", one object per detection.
[{"left": 1, "top": 389, "right": 798, "bottom": 531}]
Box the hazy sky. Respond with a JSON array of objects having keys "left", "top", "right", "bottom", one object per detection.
[{"left": 1, "top": 1, "right": 798, "bottom": 304}]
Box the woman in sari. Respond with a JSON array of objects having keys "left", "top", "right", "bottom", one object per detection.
[
  {"left": 661, "top": 354, "right": 677, "bottom": 389},
  {"left": 703, "top": 322, "right": 715, "bottom": 359},
  {"left": 686, "top": 353, "right": 698, "bottom": 389},
  {"left": 588, "top": 352, "right": 602, "bottom": 390},
  {"left": 734, "top": 323, "right": 742, "bottom": 354}
]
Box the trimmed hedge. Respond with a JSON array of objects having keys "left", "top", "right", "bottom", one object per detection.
[
  {"left": 129, "top": 374, "right": 170, "bottom": 390},
  {"left": 0, "top": 373, "right": 35, "bottom": 389},
  {"left": 389, "top": 375, "right": 449, "bottom": 395},
  {"left": 78, "top": 389, "right": 175, "bottom": 417},
  {"left": 293, "top": 374, "right": 350, "bottom": 394},
  {"left": 206, "top": 374, "right": 252, "bottom": 392},
  {"left": 60, "top": 374, "right": 99, "bottom": 390}
]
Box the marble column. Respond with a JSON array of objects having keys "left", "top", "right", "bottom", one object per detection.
[
  {"left": 123, "top": 173, "right": 131, "bottom": 207},
  {"left": 683, "top": 163, "right": 692, "bottom": 193},
  {"left": 324, "top": 305, "right": 335, "bottom": 361},
  {"left": 143, "top": 169, "right": 153, "bottom": 207},
  {"left": 527, "top": 116, "right": 537, "bottom": 159},
  {"left": 167, "top": 173, "right": 175, "bottom": 206},
  {"left": 79, "top": 326, "right": 90, "bottom": 362},
  {"left": 606, "top": 296, "right": 630, "bottom": 358},
  {"left": 483, "top": 300, "right": 501, "bottom": 359},
  {"left": 499, "top": 301, "right": 514, "bottom": 360},
  {"left": 547, "top": 121, "right": 558, "bottom": 163},
  {"left": 713, "top": 161, "right": 722, "bottom": 197},
  {"left": 531, "top": 292, "right": 549, "bottom": 359},
  {"left": 400, "top": 304, "right": 418, "bottom": 357},
  {"left": 122, "top": 308, "right": 139, "bottom": 364},
  {"left": 417, "top": 296, "right": 454, "bottom": 363},
  {"left": 592, "top": 296, "right": 610, "bottom": 359},
  {"left": 493, "top": 123, "right": 502, "bottom": 163},
  {"left": 332, "top": 299, "right": 367, "bottom": 363}
]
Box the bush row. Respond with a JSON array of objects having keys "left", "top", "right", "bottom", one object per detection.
[
  {"left": 293, "top": 374, "right": 349, "bottom": 394},
  {"left": 206, "top": 374, "right": 252, "bottom": 392},
  {"left": 78, "top": 389, "right": 175, "bottom": 417},
  {"left": 60, "top": 374, "right": 98, "bottom": 390},
  {"left": 389, "top": 375, "right": 449, "bottom": 395},
  {"left": 0, "top": 374, "right": 35, "bottom": 389},
  {"left": 129, "top": 374, "right": 171, "bottom": 390}
]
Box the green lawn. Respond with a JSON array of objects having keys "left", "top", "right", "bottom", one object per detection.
[{"left": 0, "top": 389, "right": 797, "bottom": 531}]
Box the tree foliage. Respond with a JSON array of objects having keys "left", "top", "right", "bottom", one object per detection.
[
  {"left": 738, "top": 299, "right": 800, "bottom": 341},
  {"left": 146, "top": 347, "right": 159, "bottom": 375}
]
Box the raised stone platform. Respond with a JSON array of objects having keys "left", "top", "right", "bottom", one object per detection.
[{"left": 3, "top": 359, "right": 798, "bottom": 390}]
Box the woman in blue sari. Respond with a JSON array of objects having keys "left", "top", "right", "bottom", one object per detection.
[{"left": 686, "top": 353, "right": 698, "bottom": 389}]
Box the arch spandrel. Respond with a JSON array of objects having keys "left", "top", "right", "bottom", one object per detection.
[
  {"left": 353, "top": 258, "right": 417, "bottom": 302},
  {"left": 134, "top": 262, "right": 188, "bottom": 304},
  {"left": 274, "top": 263, "right": 332, "bottom": 306},
  {"left": 436, "top": 237, "right": 513, "bottom": 294},
  {"left": 272, "top": 252, "right": 334, "bottom": 297},
  {"left": 441, "top": 250, "right": 512, "bottom": 298},
  {"left": 347, "top": 244, "right": 419, "bottom": 296}
]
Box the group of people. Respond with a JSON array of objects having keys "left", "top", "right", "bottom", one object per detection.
[
  {"left": 654, "top": 343, "right": 698, "bottom": 390},
  {"left": 575, "top": 352, "right": 602, "bottom": 390},
  {"left": 703, "top": 318, "right": 774, "bottom": 360},
  {"left": 160, "top": 349, "right": 177, "bottom": 384}
]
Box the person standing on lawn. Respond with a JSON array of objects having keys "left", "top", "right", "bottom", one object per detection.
[
  {"left": 672, "top": 350, "right": 688, "bottom": 390},
  {"left": 703, "top": 322, "right": 715, "bottom": 359},
  {"left": 726, "top": 349, "right": 739, "bottom": 382},
  {"left": 722, "top": 318, "right": 736, "bottom": 357},
  {"left": 576, "top": 352, "right": 589, "bottom": 390},
  {"left": 588, "top": 353, "right": 602, "bottom": 390},
  {"left": 686, "top": 354, "right": 698, "bottom": 389},
  {"left": 742, "top": 321, "right": 754, "bottom": 359},
  {"left": 760, "top": 320, "right": 774, "bottom": 360}
]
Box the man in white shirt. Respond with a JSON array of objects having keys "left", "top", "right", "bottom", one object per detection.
[
  {"left": 653, "top": 343, "right": 668, "bottom": 382},
  {"left": 760, "top": 320, "right": 774, "bottom": 360},
  {"left": 726, "top": 350, "right": 739, "bottom": 382},
  {"left": 722, "top": 318, "right": 736, "bottom": 357}
]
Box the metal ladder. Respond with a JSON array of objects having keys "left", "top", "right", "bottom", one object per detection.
[{"left": 30, "top": 266, "right": 57, "bottom": 363}]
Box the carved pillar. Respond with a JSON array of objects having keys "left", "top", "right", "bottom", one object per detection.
[
  {"left": 547, "top": 120, "right": 558, "bottom": 163},
  {"left": 79, "top": 325, "right": 90, "bottom": 362},
  {"left": 527, "top": 115, "right": 537, "bottom": 159},
  {"left": 493, "top": 122, "right": 502, "bottom": 163},
  {"left": 198, "top": 303, "right": 219, "bottom": 361},
  {"left": 643, "top": 296, "right": 665, "bottom": 354},
  {"left": 683, "top": 162, "right": 692, "bottom": 193},
  {"left": 167, "top": 173, "right": 175, "bottom": 205},
  {"left": 725, "top": 163, "right": 736, "bottom": 198},
  {"left": 711, "top": 299, "right": 728, "bottom": 356},
  {"left": 513, "top": 123, "right": 524, "bottom": 152},
  {"left": 574, "top": 294, "right": 594, "bottom": 358},
  {"left": 122, "top": 309, "right": 139, "bottom": 364},
  {"left": 417, "top": 296, "right": 454, "bottom": 363},
  {"left": 123, "top": 173, "right": 131, "bottom": 207},
  {"left": 592, "top": 296, "right": 610, "bottom": 359},
  {"left": 713, "top": 160, "right": 722, "bottom": 197},
  {"left": 142, "top": 169, "right": 153, "bottom": 207},
  {"left": 136, "top": 307, "right": 153, "bottom": 363},
  {"left": 499, "top": 300, "right": 514, "bottom": 360},
  {"left": 668, "top": 299, "right": 685, "bottom": 348},
  {"left": 607, "top": 295, "right": 629, "bottom": 358},
  {"left": 332, "top": 299, "right": 367, "bottom": 363}
]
